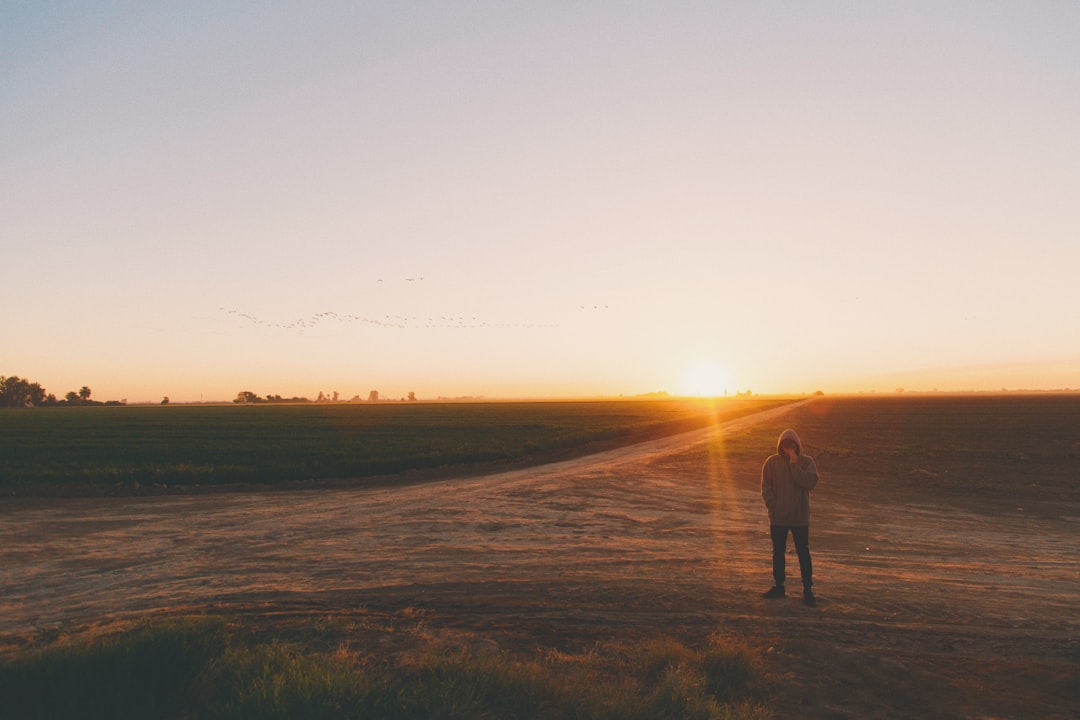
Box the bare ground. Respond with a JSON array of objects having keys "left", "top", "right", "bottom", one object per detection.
[{"left": 1, "top": 400, "right": 1077, "bottom": 719}]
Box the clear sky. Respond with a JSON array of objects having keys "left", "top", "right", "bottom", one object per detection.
[{"left": 3, "top": 1, "right": 1079, "bottom": 402}]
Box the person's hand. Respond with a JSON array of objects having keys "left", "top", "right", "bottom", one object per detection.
[{"left": 784, "top": 447, "right": 798, "bottom": 464}]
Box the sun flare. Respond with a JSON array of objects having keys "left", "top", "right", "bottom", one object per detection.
[{"left": 679, "top": 364, "right": 734, "bottom": 398}]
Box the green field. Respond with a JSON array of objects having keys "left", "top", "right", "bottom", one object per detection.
[{"left": 0, "top": 398, "right": 787, "bottom": 493}]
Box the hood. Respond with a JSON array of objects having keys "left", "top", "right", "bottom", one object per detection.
[{"left": 777, "top": 428, "right": 802, "bottom": 455}]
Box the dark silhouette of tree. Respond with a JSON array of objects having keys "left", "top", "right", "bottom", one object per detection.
[
  {"left": 234, "top": 391, "right": 261, "bottom": 404},
  {"left": 368, "top": 390, "right": 380, "bottom": 402},
  {"left": 0, "top": 376, "right": 47, "bottom": 407},
  {"left": 161, "top": 396, "right": 170, "bottom": 405},
  {"left": 0, "top": 375, "right": 126, "bottom": 406},
  {"left": 408, "top": 391, "right": 416, "bottom": 401}
]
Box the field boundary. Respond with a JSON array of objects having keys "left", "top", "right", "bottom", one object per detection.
[
  {"left": 465, "top": 397, "right": 813, "bottom": 485},
  {"left": 2, "top": 398, "right": 803, "bottom": 498}
]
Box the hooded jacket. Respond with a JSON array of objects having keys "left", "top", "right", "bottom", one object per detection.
[{"left": 761, "top": 429, "right": 819, "bottom": 526}]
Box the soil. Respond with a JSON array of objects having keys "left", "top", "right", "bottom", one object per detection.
[{"left": 2, "top": 398, "right": 1077, "bottom": 719}]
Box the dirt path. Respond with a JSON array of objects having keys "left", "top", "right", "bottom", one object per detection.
[{"left": 2, "top": 400, "right": 1077, "bottom": 719}]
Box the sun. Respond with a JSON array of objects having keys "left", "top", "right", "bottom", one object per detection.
[{"left": 679, "top": 363, "right": 734, "bottom": 398}]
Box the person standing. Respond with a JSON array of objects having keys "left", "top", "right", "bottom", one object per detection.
[{"left": 761, "top": 428, "right": 819, "bottom": 606}]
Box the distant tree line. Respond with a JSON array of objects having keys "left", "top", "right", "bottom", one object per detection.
[
  {"left": 0, "top": 375, "right": 120, "bottom": 407},
  {"left": 2, "top": 374, "right": 420, "bottom": 407},
  {"left": 234, "top": 390, "right": 418, "bottom": 404},
  {"left": 233, "top": 391, "right": 312, "bottom": 404}
]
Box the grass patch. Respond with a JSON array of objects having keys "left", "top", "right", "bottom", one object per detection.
[
  {"left": 0, "top": 398, "right": 785, "bottom": 493},
  {"left": 0, "top": 617, "right": 771, "bottom": 719}
]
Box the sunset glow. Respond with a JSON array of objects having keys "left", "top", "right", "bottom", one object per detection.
[
  {"left": 679, "top": 364, "right": 735, "bottom": 398},
  {"left": 3, "top": 3, "right": 1079, "bottom": 401}
]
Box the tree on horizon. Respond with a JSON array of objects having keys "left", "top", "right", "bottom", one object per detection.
[{"left": 0, "top": 376, "right": 47, "bottom": 407}]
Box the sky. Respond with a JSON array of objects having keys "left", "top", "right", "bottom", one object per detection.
[{"left": 3, "top": 1, "right": 1079, "bottom": 403}]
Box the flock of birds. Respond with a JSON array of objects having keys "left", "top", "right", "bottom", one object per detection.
[
  {"left": 219, "top": 277, "right": 610, "bottom": 334},
  {"left": 219, "top": 308, "right": 561, "bottom": 332}
]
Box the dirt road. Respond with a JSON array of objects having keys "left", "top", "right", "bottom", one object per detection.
[{"left": 2, "top": 399, "right": 1077, "bottom": 718}]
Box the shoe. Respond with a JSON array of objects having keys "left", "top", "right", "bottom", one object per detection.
[
  {"left": 762, "top": 586, "right": 786, "bottom": 599},
  {"left": 804, "top": 589, "right": 817, "bottom": 607}
]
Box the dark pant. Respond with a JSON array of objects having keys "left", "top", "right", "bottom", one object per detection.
[{"left": 770, "top": 524, "right": 812, "bottom": 589}]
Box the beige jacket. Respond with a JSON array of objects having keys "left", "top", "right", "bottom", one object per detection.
[{"left": 761, "top": 429, "right": 819, "bottom": 526}]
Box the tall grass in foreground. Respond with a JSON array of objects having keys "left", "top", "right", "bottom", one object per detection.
[{"left": 0, "top": 617, "right": 771, "bottom": 719}]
